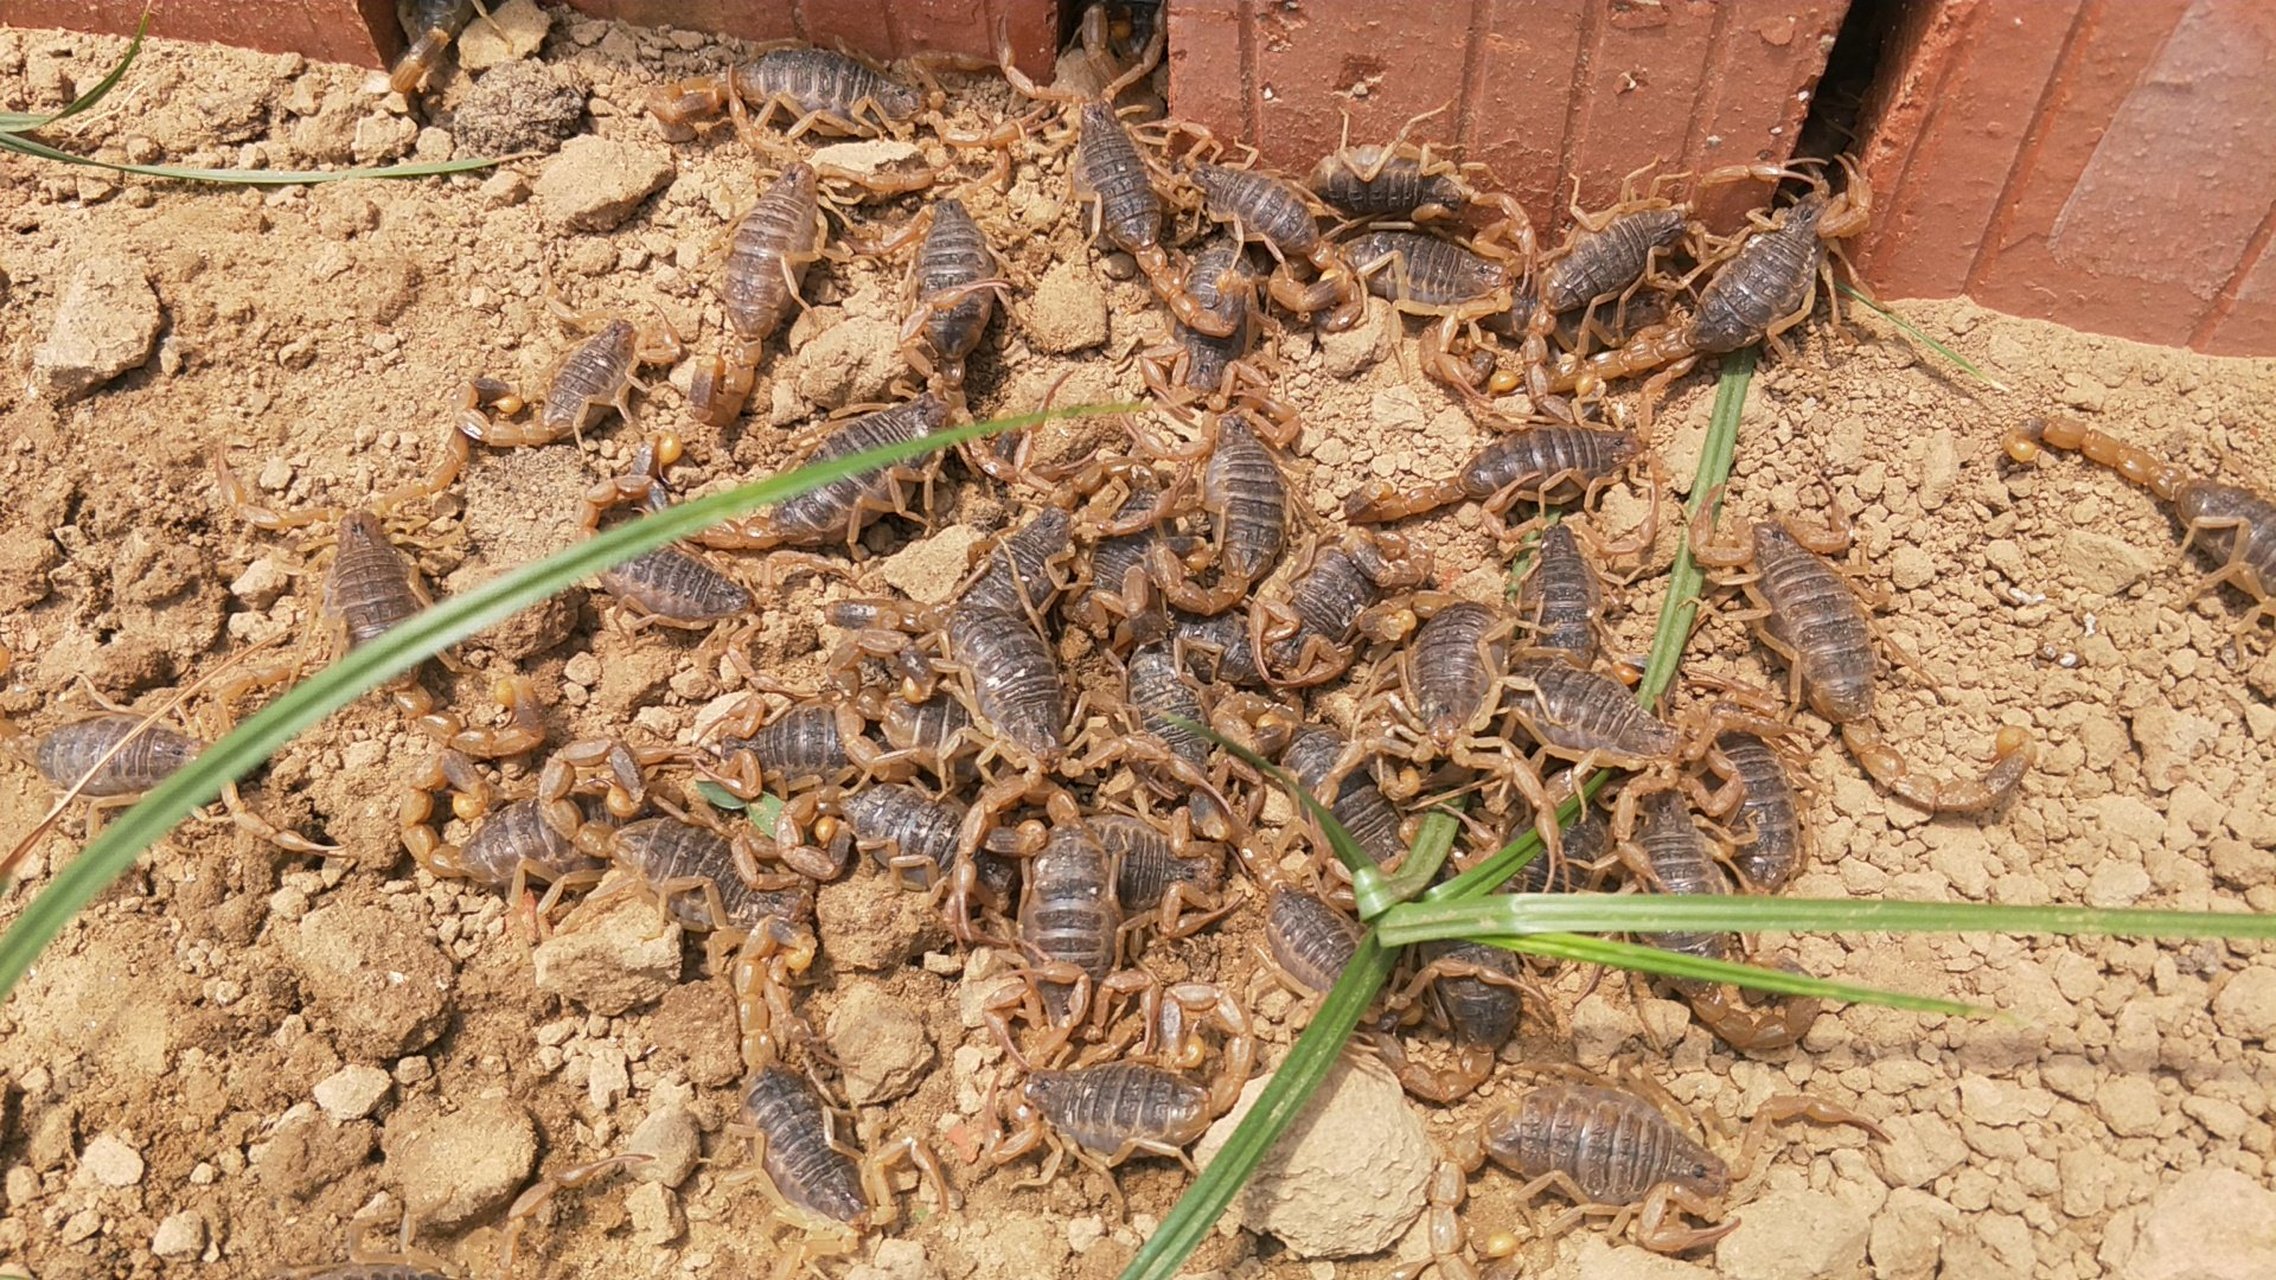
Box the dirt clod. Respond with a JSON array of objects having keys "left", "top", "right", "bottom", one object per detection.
[
  {"left": 1716, "top": 1189, "right": 1869, "bottom": 1279},
  {"left": 76, "top": 1132, "right": 145, "bottom": 1188},
  {"left": 531, "top": 877, "right": 683, "bottom": 1016},
  {"left": 534, "top": 135, "right": 673, "bottom": 231},
  {"left": 149, "top": 1210, "right": 206, "bottom": 1260},
  {"left": 2120, "top": 1167, "right": 2276, "bottom": 1280},
  {"left": 383, "top": 1094, "right": 538, "bottom": 1232},
  {"left": 313, "top": 1063, "right": 393, "bottom": 1122},
  {"left": 826, "top": 984, "right": 937, "bottom": 1106},
  {"left": 283, "top": 902, "right": 456, "bottom": 1060},
  {"left": 453, "top": 59, "right": 585, "bottom": 159},
  {"left": 624, "top": 1104, "right": 700, "bottom": 1187},
  {"left": 33, "top": 255, "right": 161, "bottom": 403},
  {"left": 1197, "top": 1056, "right": 1430, "bottom": 1258},
  {"left": 1022, "top": 261, "right": 1108, "bottom": 354},
  {"left": 457, "top": 0, "right": 552, "bottom": 71}
]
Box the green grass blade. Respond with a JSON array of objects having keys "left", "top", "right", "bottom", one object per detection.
[
  {"left": 1500, "top": 933, "right": 1983, "bottom": 1017},
  {"left": 1424, "top": 771, "right": 1610, "bottom": 903},
  {"left": 0, "top": 130, "right": 507, "bottom": 183},
  {"left": 1838, "top": 284, "right": 2012, "bottom": 393},
  {"left": 1121, "top": 807, "right": 1457, "bottom": 1280},
  {"left": 1379, "top": 893, "right": 2276, "bottom": 945},
  {"left": 1636, "top": 346, "right": 1752, "bottom": 711},
  {"left": 1157, "top": 714, "right": 1384, "bottom": 894},
  {"left": 0, "top": 11, "right": 149, "bottom": 134},
  {"left": 0, "top": 400, "right": 1132, "bottom": 1001}
]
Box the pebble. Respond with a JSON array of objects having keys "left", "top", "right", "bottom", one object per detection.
[
  {"left": 1572, "top": 1236, "right": 1718, "bottom": 1279},
  {"left": 816, "top": 875, "right": 949, "bottom": 973},
  {"left": 845, "top": 1238, "right": 940, "bottom": 1280},
  {"left": 2212, "top": 964, "right": 2276, "bottom": 1042},
  {"left": 77, "top": 1133, "right": 145, "bottom": 1188},
  {"left": 228, "top": 557, "right": 290, "bottom": 609},
  {"left": 2096, "top": 1075, "right": 2164, "bottom": 1137},
  {"left": 878, "top": 526, "right": 987, "bottom": 605},
  {"left": 1716, "top": 1189, "right": 1868, "bottom": 1280},
  {"left": 150, "top": 1210, "right": 205, "bottom": 1260},
  {"left": 826, "top": 985, "right": 937, "bottom": 1106},
  {"left": 381, "top": 1095, "right": 537, "bottom": 1230},
  {"left": 1195, "top": 1056, "right": 1430, "bottom": 1257},
  {"left": 282, "top": 902, "right": 455, "bottom": 1059},
  {"left": 456, "top": 0, "right": 550, "bottom": 69},
  {"left": 2121, "top": 1167, "right": 2276, "bottom": 1280},
  {"left": 1873, "top": 1113, "right": 1968, "bottom": 1188},
  {"left": 1317, "top": 297, "right": 1394, "bottom": 377},
  {"left": 2061, "top": 528, "right": 2157, "bottom": 595},
  {"left": 793, "top": 314, "right": 905, "bottom": 408},
  {"left": 1022, "top": 262, "right": 1109, "bottom": 353},
  {"left": 534, "top": 136, "right": 675, "bottom": 232},
  {"left": 626, "top": 1181, "right": 683, "bottom": 1246},
  {"left": 351, "top": 113, "right": 418, "bottom": 163},
  {"left": 625, "top": 1106, "right": 700, "bottom": 1187},
  {"left": 532, "top": 873, "right": 683, "bottom": 1016},
  {"left": 33, "top": 256, "right": 163, "bottom": 403},
  {"left": 1868, "top": 1186, "right": 1959, "bottom": 1280},
  {"left": 313, "top": 1064, "right": 393, "bottom": 1121}
]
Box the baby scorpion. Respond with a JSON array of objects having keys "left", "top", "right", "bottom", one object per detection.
[
  {"left": 1283, "top": 723, "right": 1407, "bottom": 870},
  {"left": 1343, "top": 421, "right": 1645, "bottom": 541},
  {"left": 1094, "top": 811, "right": 1236, "bottom": 939},
  {"left": 1143, "top": 412, "right": 1294, "bottom": 615},
  {"left": 694, "top": 162, "right": 828, "bottom": 428},
  {"left": 984, "top": 792, "right": 1150, "bottom": 1063},
  {"left": 690, "top": 394, "right": 951, "bottom": 561},
  {"left": 1137, "top": 234, "right": 1272, "bottom": 412},
  {"left": 12, "top": 711, "right": 329, "bottom": 854},
  {"left": 1692, "top": 501, "right": 2035, "bottom": 813},
  {"left": 866, "top": 197, "right": 1010, "bottom": 412},
  {"left": 2005, "top": 416, "right": 2276, "bottom": 631},
  {"left": 1442, "top": 1078, "right": 1882, "bottom": 1255},
  {"left": 649, "top": 45, "right": 933, "bottom": 145},
  {"left": 1250, "top": 528, "right": 1431, "bottom": 688},
  {"left": 1699, "top": 712, "right": 1810, "bottom": 892},
  {"left": 1306, "top": 105, "right": 1534, "bottom": 236},
  {"left": 1181, "top": 159, "right": 1362, "bottom": 330},
  {"left": 576, "top": 434, "right": 759, "bottom": 631},
  {"left": 1515, "top": 521, "right": 1610, "bottom": 667},
  {"left": 389, "top": 0, "right": 473, "bottom": 96},
  {"left": 459, "top": 301, "right": 682, "bottom": 449},
  {"left": 1313, "top": 227, "right": 1528, "bottom": 410},
  {"left": 1380, "top": 938, "right": 1534, "bottom": 1103}
]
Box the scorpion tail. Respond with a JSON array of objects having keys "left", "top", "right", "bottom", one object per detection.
[
  {"left": 2003, "top": 416, "right": 2188, "bottom": 501},
  {"left": 1841, "top": 721, "right": 2034, "bottom": 814}
]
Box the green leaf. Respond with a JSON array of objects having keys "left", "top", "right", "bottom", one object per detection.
[
  {"left": 0, "top": 11, "right": 149, "bottom": 135},
  {"left": 0, "top": 400, "right": 1135, "bottom": 1001},
  {"left": 693, "top": 781, "right": 748, "bottom": 812},
  {"left": 1379, "top": 894, "right": 2276, "bottom": 946},
  {"left": 1498, "top": 933, "right": 1983, "bottom": 1017},
  {"left": 1635, "top": 345, "right": 1752, "bottom": 712},
  {"left": 1839, "top": 285, "right": 2013, "bottom": 393}
]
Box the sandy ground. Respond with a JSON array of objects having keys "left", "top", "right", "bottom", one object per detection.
[{"left": 1, "top": 12, "right": 2274, "bottom": 1280}]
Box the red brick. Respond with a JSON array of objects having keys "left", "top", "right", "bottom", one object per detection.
[
  {"left": 1167, "top": 0, "right": 1844, "bottom": 238},
  {"left": 561, "top": 0, "right": 1055, "bottom": 78},
  {"left": 1854, "top": 0, "right": 2276, "bottom": 355},
  {"left": 5, "top": 0, "right": 400, "bottom": 69}
]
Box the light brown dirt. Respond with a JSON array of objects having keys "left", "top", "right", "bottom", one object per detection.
[{"left": 0, "top": 17, "right": 2273, "bottom": 1280}]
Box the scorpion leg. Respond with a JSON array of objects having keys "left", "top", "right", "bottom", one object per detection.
[{"left": 496, "top": 1153, "right": 653, "bottom": 1273}]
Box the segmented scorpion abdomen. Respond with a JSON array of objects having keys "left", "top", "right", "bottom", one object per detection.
[
  {"left": 1269, "top": 547, "right": 1380, "bottom": 668},
  {"left": 715, "top": 703, "right": 849, "bottom": 782},
  {"left": 732, "top": 47, "right": 923, "bottom": 127},
  {"left": 460, "top": 797, "right": 606, "bottom": 889},
  {"left": 1540, "top": 209, "right": 1688, "bottom": 314},
  {"left": 769, "top": 394, "right": 949, "bottom": 545},
  {"left": 1346, "top": 230, "right": 1505, "bottom": 307},
  {"left": 1481, "top": 1082, "right": 1726, "bottom": 1204},
  {"left": 962, "top": 506, "right": 1076, "bottom": 619},
  {"left": 1095, "top": 814, "right": 1221, "bottom": 911},
  {"left": 1190, "top": 163, "right": 1320, "bottom": 254},
  {"left": 1266, "top": 885, "right": 1360, "bottom": 992},
  {"left": 947, "top": 607, "right": 1065, "bottom": 762},
  {"left": 844, "top": 783, "right": 965, "bottom": 886},
  {"left": 1204, "top": 415, "right": 1289, "bottom": 588},
  {"left": 1460, "top": 426, "right": 1641, "bottom": 504},
  {"left": 1508, "top": 657, "right": 1680, "bottom": 760},
  {"left": 1078, "top": 101, "right": 1160, "bottom": 253},
  {"left": 32, "top": 715, "right": 202, "bottom": 796},
  {"left": 1307, "top": 148, "right": 1466, "bottom": 220},
  {"left": 1422, "top": 939, "right": 1526, "bottom": 1049},
  {"left": 1717, "top": 730, "right": 1805, "bottom": 891},
  {"left": 611, "top": 818, "right": 812, "bottom": 932},
  {"left": 741, "top": 1065, "right": 868, "bottom": 1223},
  {"left": 1128, "top": 645, "right": 1210, "bottom": 771},
  {"left": 1517, "top": 522, "right": 1604, "bottom": 665},
  {"left": 1283, "top": 725, "right": 1404, "bottom": 867},
  {"left": 1175, "top": 609, "right": 1266, "bottom": 688},
  {"left": 328, "top": 511, "right": 426, "bottom": 647},
  {"left": 914, "top": 198, "right": 999, "bottom": 363},
  {"left": 1020, "top": 822, "right": 1122, "bottom": 1019},
  {"left": 1634, "top": 789, "right": 1732, "bottom": 963},
  {"left": 1689, "top": 194, "right": 1829, "bottom": 354},
  {"left": 1747, "top": 522, "right": 1875, "bottom": 723},
  {"left": 1408, "top": 602, "right": 1506, "bottom": 742},
  {"left": 597, "top": 545, "right": 753, "bottom": 622},
  {"left": 724, "top": 163, "right": 822, "bottom": 343},
  {"left": 1024, "top": 1062, "right": 1211, "bottom": 1153}
]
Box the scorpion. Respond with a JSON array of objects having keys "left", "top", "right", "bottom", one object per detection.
[
  {"left": 1620, "top": 787, "right": 1818, "bottom": 1053},
  {"left": 1691, "top": 498, "right": 2036, "bottom": 813},
  {"left": 1137, "top": 234, "right": 1271, "bottom": 413},
  {"left": 389, "top": 0, "right": 474, "bottom": 96},
  {"left": 1178, "top": 158, "right": 1363, "bottom": 331},
  {"left": 1547, "top": 161, "right": 1872, "bottom": 415},
  {"left": 730, "top": 1064, "right": 959, "bottom": 1280},
  {"left": 398, "top": 743, "right": 624, "bottom": 924},
  {"left": 693, "top": 162, "right": 828, "bottom": 428},
  {"left": 1430, "top": 1077, "right": 1883, "bottom": 1259},
  {"left": 700, "top": 692, "right": 911, "bottom": 878},
  {"left": 574, "top": 434, "right": 762, "bottom": 632},
  {"left": 1250, "top": 528, "right": 1431, "bottom": 688},
  {"left": 865, "top": 197, "right": 1011, "bottom": 412},
  {"left": 1287, "top": 227, "right": 1529, "bottom": 410},
  {"left": 2005, "top": 415, "right": 2276, "bottom": 631},
  {"left": 1259, "top": 880, "right": 1363, "bottom": 997},
  {"left": 1063, "top": 459, "right": 1194, "bottom": 647},
  {"left": 1141, "top": 412, "right": 1295, "bottom": 615},
  {"left": 648, "top": 45, "right": 941, "bottom": 147},
  {"left": 1514, "top": 520, "right": 1612, "bottom": 667},
  {"left": 1093, "top": 810, "right": 1238, "bottom": 939},
  {"left": 1343, "top": 420, "right": 1647, "bottom": 542},
  {"left": 1075, "top": 643, "right": 1244, "bottom": 839},
  {"left": 1306, "top": 104, "right": 1534, "bottom": 238},
  {"left": 458, "top": 301, "right": 683, "bottom": 449},
  {"left": 1380, "top": 937, "right": 1536, "bottom": 1103},
  {"left": 1694, "top": 705, "right": 1811, "bottom": 893},
  {"left": 982, "top": 790, "right": 1152, "bottom": 1064},
  {"left": 1172, "top": 607, "right": 1269, "bottom": 689},
  {"left": 1283, "top": 723, "right": 1408, "bottom": 871},
  {"left": 11, "top": 710, "right": 329, "bottom": 854},
  {"left": 673, "top": 396, "right": 951, "bottom": 565}
]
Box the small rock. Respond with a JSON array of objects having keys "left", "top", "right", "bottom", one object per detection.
[
  {"left": 456, "top": 0, "right": 550, "bottom": 70},
  {"left": 1917, "top": 429, "right": 1959, "bottom": 511},
  {"left": 2096, "top": 1076, "right": 2163, "bottom": 1137},
  {"left": 252, "top": 1115, "right": 377, "bottom": 1201},
  {"left": 314, "top": 1064, "right": 393, "bottom": 1121},
  {"left": 877, "top": 526, "right": 986, "bottom": 605},
  {"left": 1195, "top": 1056, "right": 1430, "bottom": 1257},
  {"left": 78, "top": 1133, "right": 145, "bottom": 1188},
  {"left": 847, "top": 1237, "right": 940, "bottom": 1280},
  {"left": 351, "top": 112, "right": 418, "bottom": 163},
  {"left": 2212, "top": 965, "right": 2276, "bottom": 1042},
  {"left": 1318, "top": 297, "right": 1394, "bottom": 378},
  {"left": 382, "top": 1095, "right": 538, "bottom": 1231},
  {"left": 2121, "top": 1168, "right": 2276, "bottom": 1280},
  {"left": 229, "top": 557, "right": 290, "bottom": 610},
  {"left": 1873, "top": 1113, "right": 1968, "bottom": 1188},
  {"left": 532, "top": 874, "right": 682, "bottom": 1015},
  {"left": 1569, "top": 990, "right": 1644, "bottom": 1069},
  {"left": 1888, "top": 544, "right": 1937, "bottom": 591},
  {"left": 1869, "top": 1187, "right": 1959, "bottom": 1280},
  {"left": 150, "top": 1210, "right": 205, "bottom": 1260},
  {"left": 454, "top": 59, "right": 584, "bottom": 158},
  {"left": 1023, "top": 261, "right": 1109, "bottom": 353},
  {"left": 479, "top": 168, "right": 531, "bottom": 207},
  {"left": 1572, "top": 1236, "right": 1719, "bottom": 1279},
  {"left": 625, "top": 1106, "right": 700, "bottom": 1187},
  {"left": 793, "top": 314, "right": 905, "bottom": 408},
  {"left": 625, "top": 1180, "right": 683, "bottom": 1246},
  {"left": 34, "top": 256, "right": 163, "bottom": 403},
  {"left": 283, "top": 902, "right": 455, "bottom": 1059},
  {"left": 815, "top": 875, "right": 949, "bottom": 973},
  {"left": 1716, "top": 1189, "right": 1868, "bottom": 1280},
  {"left": 2061, "top": 529, "right": 2156, "bottom": 596},
  {"left": 827, "top": 985, "right": 937, "bottom": 1106},
  {"left": 534, "top": 135, "right": 674, "bottom": 232}
]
